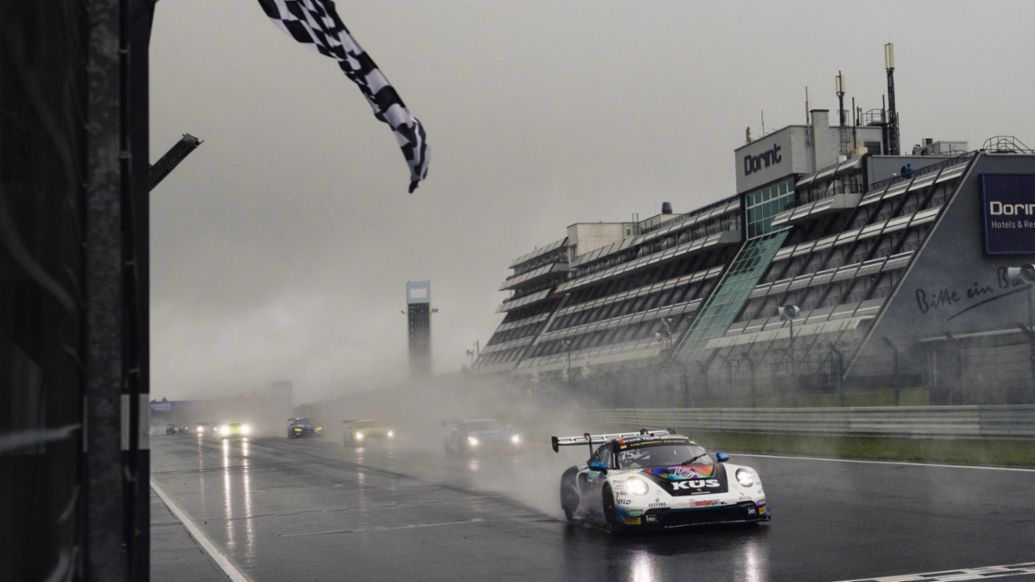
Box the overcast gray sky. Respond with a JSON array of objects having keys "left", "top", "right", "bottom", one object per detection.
[{"left": 149, "top": 0, "right": 1035, "bottom": 401}]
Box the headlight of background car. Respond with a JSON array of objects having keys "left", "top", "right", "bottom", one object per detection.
[
  {"left": 736, "top": 468, "right": 756, "bottom": 488},
  {"left": 625, "top": 477, "right": 650, "bottom": 496},
  {"left": 315, "top": 426, "right": 323, "bottom": 432},
  {"left": 195, "top": 426, "right": 205, "bottom": 434},
  {"left": 387, "top": 430, "right": 395, "bottom": 438},
  {"left": 467, "top": 435, "right": 479, "bottom": 447},
  {"left": 219, "top": 425, "right": 230, "bottom": 436},
  {"left": 510, "top": 434, "right": 521, "bottom": 445},
  {"left": 354, "top": 431, "right": 364, "bottom": 441},
  {"left": 241, "top": 424, "right": 252, "bottom": 435}
]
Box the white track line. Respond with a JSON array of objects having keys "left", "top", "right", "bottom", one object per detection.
[
  {"left": 280, "top": 517, "right": 485, "bottom": 538},
  {"left": 151, "top": 479, "right": 251, "bottom": 582},
  {"left": 834, "top": 561, "right": 1035, "bottom": 581},
  {"left": 734, "top": 452, "right": 1035, "bottom": 473}
]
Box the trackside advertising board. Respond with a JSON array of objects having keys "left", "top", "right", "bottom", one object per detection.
[{"left": 981, "top": 174, "right": 1035, "bottom": 255}]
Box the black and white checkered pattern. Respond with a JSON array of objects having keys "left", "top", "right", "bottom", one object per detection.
[{"left": 257, "top": 0, "right": 430, "bottom": 192}]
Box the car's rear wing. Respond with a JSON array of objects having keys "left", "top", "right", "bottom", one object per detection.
[{"left": 551, "top": 428, "right": 674, "bottom": 453}]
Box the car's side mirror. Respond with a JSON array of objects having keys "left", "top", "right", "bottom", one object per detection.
[
  {"left": 715, "top": 451, "right": 730, "bottom": 463},
  {"left": 588, "top": 460, "right": 608, "bottom": 473}
]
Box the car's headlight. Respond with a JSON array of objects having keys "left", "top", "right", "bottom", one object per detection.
[
  {"left": 315, "top": 426, "right": 323, "bottom": 432},
  {"left": 387, "top": 430, "right": 395, "bottom": 438},
  {"left": 736, "top": 468, "right": 756, "bottom": 488},
  {"left": 241, "top": 424, "right": 252, "bottom": 435},
  {"left": 293, "top": 426, "right": 303, "bottom": 432},
  {"left": 219, "top": 425, "right": 230, "bottom": 436},
  {"left": 195, "top": 426, "right": 205, "bottom": 434},
  {"left": 625, "top": 477, "right": 650, "bottom": 496},
  {"left": 510, "top": 434, "right": 521, "bottom": 445},
  {"left": 467, "top": 436, "right": 479, "bottom": 447},
  {"left": 354, "top": 431, "right": 364, "bottom": 441}
]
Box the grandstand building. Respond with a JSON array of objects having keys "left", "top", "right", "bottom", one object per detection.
[{"left": 475, "top": 58, "right": 1035, "bottom": 406}]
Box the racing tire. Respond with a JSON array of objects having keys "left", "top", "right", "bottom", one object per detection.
[
  {"left": 559, "top": 467, "right": 579, "bottom": 522},
  {"left": 602, "top": 484, "right": 623, "bottom": 534}
]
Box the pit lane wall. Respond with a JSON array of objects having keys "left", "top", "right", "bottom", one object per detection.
[{"left": 591, "top": 405, "right": 1035, "bottom": 439}]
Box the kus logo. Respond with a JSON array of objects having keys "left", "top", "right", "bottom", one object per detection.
[
  {"left": 743, "top": 144, "right": 783, "bottom": 176},
  {"left": 670, "top": 479, "right": 720, "bottom": 491}
]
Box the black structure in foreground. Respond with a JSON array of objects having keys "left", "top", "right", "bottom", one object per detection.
[{"left": 1, "top": 1, "right": 162, "bottom": 580}]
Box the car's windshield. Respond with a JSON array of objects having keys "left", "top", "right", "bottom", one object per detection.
[
  {"left": 466, "top": 420, "right": 504, "bottom": 432},
  {"left": 616, "top": 444, "right": 711, "bottom": 469}
]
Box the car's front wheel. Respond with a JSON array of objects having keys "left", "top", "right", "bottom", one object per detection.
[{"left": 602, "top": 484, "right": 623, "bottom": 533}]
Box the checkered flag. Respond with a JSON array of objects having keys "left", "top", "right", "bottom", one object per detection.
[{"left": 257, "top": 0, "right": 430, "bottom": 193}]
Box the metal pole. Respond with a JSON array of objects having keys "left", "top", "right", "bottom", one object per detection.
[
  {"left": 744, "top": 353, "right": 756, "bottom": 407},
  {"left": 85, "top": 0, "right": 127, "bottom": 578},
  {"left": 788, "top": 318, "right": 796, "bottom": 378},
  {"left": 563, "top": 340, "right": 573, "bottom": 397},
  {"left": 681, "top": 367, "right": 691, "bottom": 408},
  {"left": 149, "top": 133, "right": 202, "bottom": 190},
  {"left": 830, "top": 345, "right": 845, "bottom": 406},
  {"left": 1029, "top": 287, "right": 1034, "bottom": 403},
  {"left": 699, "top": 361, "right": 710, "bottom": 406},
  {"left": 882, "top": 337, "right": 901, "bottom": 406}
]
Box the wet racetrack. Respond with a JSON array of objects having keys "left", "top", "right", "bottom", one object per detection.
[{"left": 150, "top": 434, "right": 1035, "bottom": 581}]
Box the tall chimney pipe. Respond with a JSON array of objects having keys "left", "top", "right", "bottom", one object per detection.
[{"left": 884, "top": 42, "right": 900, "bottom": 155}]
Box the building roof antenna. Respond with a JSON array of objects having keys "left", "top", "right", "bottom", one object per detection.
[
  {"left": 835, "top": 70, "right": 846, "bottom": 127},
  {"left": 884, "top": 42, "right": 900, "bottom": 155},
  {"left": 804, "top": 85, "right": 810, "bottom": 124}
]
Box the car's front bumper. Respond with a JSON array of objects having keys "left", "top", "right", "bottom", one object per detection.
[{"left": 617, "top": 500, "right": 770, "bottom": 528}]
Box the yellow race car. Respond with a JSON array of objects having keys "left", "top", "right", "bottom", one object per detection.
[
  {"left": 343, "top": 419, "right": 395, "bottom": 445},
  {"left": 214, "top": 421, "right": 253, "bottom": 439}
]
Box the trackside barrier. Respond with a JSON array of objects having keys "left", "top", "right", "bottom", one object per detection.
[{"left": 590, "top": 406, "right": 1035, "bottom": 440}]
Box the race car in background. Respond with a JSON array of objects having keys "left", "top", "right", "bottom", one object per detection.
[
  {"left": 288, "top": 418, "right": 324, "bottom": 439},
  {"left": 442, "top": 418, "right": 522, "bottom": 456},
  {"left": 164, "top": 424, "right": 189, "bottom": 435},
  {"left": 552, "top": 429, "right": 769, "bottom": 532},
  {"left": 192, "top": 421, "right": 218, "bottom": 436},
  {"left": 343, "top": 419, "right": 395, "bottom": 446},
  {"left": 214, "top": 421, "right": 252, "bottom": 439}
]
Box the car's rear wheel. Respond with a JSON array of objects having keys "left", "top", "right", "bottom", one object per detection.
[
  {"left": 602, "top": 484, "right": 623, "bottom": 533},
  {"left": 560, "top": 467, "right": 579, "bottom": 522}
]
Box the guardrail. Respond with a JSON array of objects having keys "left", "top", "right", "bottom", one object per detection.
[{"left": 590, "top": 406, "right": 1035, "bottom": 440}]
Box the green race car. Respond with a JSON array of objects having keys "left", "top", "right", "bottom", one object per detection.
[
  {"left": 343, "top": 419, "right": 395, "bottom": 445},
  {"left": 215, "top": 421, "right": 253, "bottom": 438}
]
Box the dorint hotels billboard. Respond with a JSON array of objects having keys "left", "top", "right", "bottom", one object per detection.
[{"left": 981, "top": 174, "right": 1035, "bottom": 255}]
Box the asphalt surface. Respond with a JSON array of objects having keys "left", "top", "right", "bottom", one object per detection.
[{"left": 150, "top": 433, "right": 1035, "bottom": 582}]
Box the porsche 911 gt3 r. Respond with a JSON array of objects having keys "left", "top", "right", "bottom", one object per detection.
[{"left": 552, "top": 429, "right": 770, "bottom": 532}]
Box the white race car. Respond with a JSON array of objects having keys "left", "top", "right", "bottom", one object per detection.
[{"left": 552, "top": 429, "right": 770, "bottom": 532}]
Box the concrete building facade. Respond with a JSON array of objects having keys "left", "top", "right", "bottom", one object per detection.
[{"left": 475, "top": 84, "right": 1035, "bottom": 407}]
